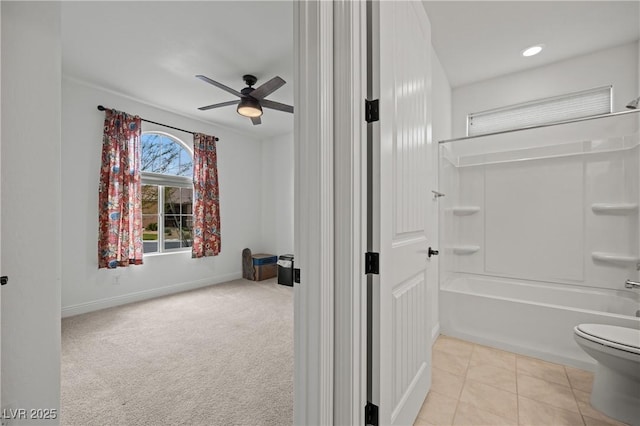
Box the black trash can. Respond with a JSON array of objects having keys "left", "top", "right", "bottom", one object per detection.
[{"left": 277, "top": 254, "right": 294, "bottom": 286}]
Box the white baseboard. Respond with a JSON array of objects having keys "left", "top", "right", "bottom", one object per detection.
[{"left": 62, "top": 271, "right": 243, "bottom": 318}]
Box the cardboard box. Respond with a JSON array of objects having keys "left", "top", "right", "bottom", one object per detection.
[
  {"left": 249, "top": 253, "right": 277, "bottom": 281},
  {"left": 254, "top": 263, "right": 277, "bottom": 281}
]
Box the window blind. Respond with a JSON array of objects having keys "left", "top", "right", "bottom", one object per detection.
[{"left": 467, "top": 86, "right": 612, "bottom": 136}]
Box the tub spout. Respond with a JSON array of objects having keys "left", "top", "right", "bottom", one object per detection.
[{"left": 625, "top": 279, "right": 640, "bottom": 289}]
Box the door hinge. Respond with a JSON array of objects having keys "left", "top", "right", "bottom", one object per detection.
[
  {"left": 293, "top": 268, "right": 301, "bottom": 283},
  {"left": 365, "top": 99, "right": 379, "bottom": 123},
  {"left": 365, "top": 252, "right": 379, "bottom": 275},
  {"left": 0, "top": 276, "right": 7, "bottom": 286},
  {"left": 365, "top": 401, "right": 379, "bottom": 426}
]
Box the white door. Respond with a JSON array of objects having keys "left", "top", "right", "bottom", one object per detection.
[{"left": 370, "top": 1, "right": 433, "bottom": 425}]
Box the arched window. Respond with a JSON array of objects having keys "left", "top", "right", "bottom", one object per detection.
[{"left": 140, "top": 132, "right": 193, "bottom": 254}]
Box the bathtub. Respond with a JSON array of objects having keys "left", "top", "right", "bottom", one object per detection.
[{"left": 440, "top": 275, "right": 640, "bottom": 371}]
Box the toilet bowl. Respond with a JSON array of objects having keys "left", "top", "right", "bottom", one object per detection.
[{"left": 574, "top": 324, "right": 640, "bottom": 426}]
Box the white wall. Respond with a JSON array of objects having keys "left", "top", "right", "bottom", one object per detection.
[
  {"left": 61, "top": 78, "right": 267, "bottom": 316},
  {"left": 260, "top": 132, "right": 294, "bottom": 256},
  {"left": 1, "top": 2, "right": 61, "bottom": 421},
  {"left": 430, "top": 48, "right": 451, "bottom": 342},
  {"left": 452, "top": 41, "right": 639, "bottom": 138}
]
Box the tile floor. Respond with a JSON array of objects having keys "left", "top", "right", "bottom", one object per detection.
[{"left": 415, "top": 335, "right": 628, "bottom": 426}]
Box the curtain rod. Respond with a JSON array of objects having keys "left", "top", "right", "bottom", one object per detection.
[{"left": 97, "top": 105, "right": 219, "bottom": 141}]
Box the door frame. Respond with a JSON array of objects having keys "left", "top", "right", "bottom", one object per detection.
[
  {"left": 293, "top": 1, "right": 335, "bottom": 424},
  {"left": 333, "top": 1, "right": 368, "bottom": 425},
  {"left": 293, "top": 0, "right": 368, "bottom": 424}
]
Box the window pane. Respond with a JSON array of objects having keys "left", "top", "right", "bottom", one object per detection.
[
  {"left": 181, "top": 219, "right": 193, "bottom": 248},
  {"left": 142, "top": 132, "right": 193, "bottom": 177},
  {"left": 142, "top": 185, "right": 158, "bottom": 214},
  {"left": 142, "top": 215, "right": 159, "bottom": 237},
  {"left": 181, "top": 187, "right": 193, "bottom": 214},
  {"left": 143, "top": 215, "right": 159, "bottom": 254},
  {"left": 467, "top": 86, "right": 611, "bottom": 136},
  {"left": 164, "top": 186, "right": 180, "bottom": 214},
  {"left": 141, "top": 134, "right": 162, "bottom": 173},
  {"left": 143, "top": 241, "right": 158, "bottom": 254},
  {"left": 162, "top": 136, "right": 180, "bottom": 175},
  {"left": 164, "top": 215, "right": 181, "bottom": 250},
  {"left": 177, "top": 149, "right": 193, "bottom": 177}
]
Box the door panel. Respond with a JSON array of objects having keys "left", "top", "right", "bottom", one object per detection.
[
  {"left": 391, "top": 273, "right": 427, "bottom": 413},
  {"left": 370, "top": 1, "right": 433, "bottom": 425}
]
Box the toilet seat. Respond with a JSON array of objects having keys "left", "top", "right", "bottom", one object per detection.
[{"left": 575, "top": 324, "right": 640, "bottom": 356}]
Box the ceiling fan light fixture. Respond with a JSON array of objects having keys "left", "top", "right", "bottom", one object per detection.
[
  {"left": 196, "top": 74, "right": 291, "bottom": 125},
  {"left": 237, "top": 97, "right": 263, "bottom": 118}
]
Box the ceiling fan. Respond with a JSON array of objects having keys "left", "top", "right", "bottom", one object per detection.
[{"left": 196, "top": 74, "right": 294, "bottom": 125}]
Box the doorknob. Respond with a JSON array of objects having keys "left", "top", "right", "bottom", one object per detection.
[{"left": 428, "top": 247, "right": 439, "bottom": 258}]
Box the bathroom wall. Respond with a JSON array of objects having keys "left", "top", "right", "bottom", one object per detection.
[{"left": 452, "top": 41, "right": 639, "bottom": 138}]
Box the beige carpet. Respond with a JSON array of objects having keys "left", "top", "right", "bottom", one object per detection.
[{"left": 61, "top": 278, "right": 293, "bottom": 426}]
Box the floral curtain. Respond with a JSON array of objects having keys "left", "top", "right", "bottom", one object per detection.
[
  {"left": 192, "top": 133, "right": 221, "bottom": 258},
  {"left": 98, "top": 109, "right": 143, "bottom": 268}
]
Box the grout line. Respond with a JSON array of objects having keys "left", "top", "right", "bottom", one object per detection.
[
  {"left": 566, "top": 369, "right": 589, "bottom": 426},
  {"left": 562, "top": 364, "right": 573, "bottom": 389},
  {"left": 450, "top": 343, "right": 474, "bottom": 426},
  {"left": 515, "top": 368, "right": 573, "bottom": 389},
  {"left": 515, "top": 355, "right": 520, "bottom": 425}
]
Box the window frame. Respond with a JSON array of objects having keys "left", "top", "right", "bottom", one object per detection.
[{"left": 140, "top": 131, "right": 194, "bottom": 255}]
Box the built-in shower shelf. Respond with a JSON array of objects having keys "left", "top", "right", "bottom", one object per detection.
[
  {"left": 451, "top": 206, "right": 481, "bottom": 216},
  {"left": 452, "top": 246, "right": 480, "bottom": 255},
  {"left": 591, "top": 203, "right": 639, "bottom": 215},
  {"left": 592, "top": 252, "right": 640, "bottom": 266}
]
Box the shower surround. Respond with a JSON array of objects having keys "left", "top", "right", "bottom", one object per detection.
[{"left": 439, "top": 111, "right": 640, "bottom": 369}]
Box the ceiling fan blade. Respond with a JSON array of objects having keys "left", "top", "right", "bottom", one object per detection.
[
  {"left": 250, "top": 76, "right": 286, "bottom": 100},
  {"left": 197, "top": 100, "right": 240, "bottom": 111},
  {"left": 261, "top": 99, "right": 294, "bottom": 114},
  {"left": 196, "top": 75, "right": 242, "bottom": 97},
  {"left": 251, "top": 116, "right": 262, "bottom": 125}
]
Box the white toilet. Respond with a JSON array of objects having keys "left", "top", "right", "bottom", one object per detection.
[{"left": 574, "top": 324, "right": 640, "bottom": 426}]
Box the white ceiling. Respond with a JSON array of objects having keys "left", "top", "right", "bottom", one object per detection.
[
  {"left": 62, "top": 1, "right": 294, "bottom": 139},
  {"left": 62, "top": 1, "right": 640, "bottom": 138},
  {"left": 423, "top": 1, "right": 640, "bottom": 88}
]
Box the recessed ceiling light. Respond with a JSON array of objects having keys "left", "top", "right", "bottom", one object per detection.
[{"left": 522, "top": 44, "right": 544, "bottom": 57}]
